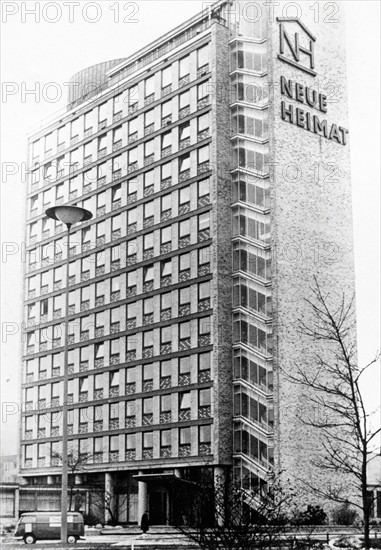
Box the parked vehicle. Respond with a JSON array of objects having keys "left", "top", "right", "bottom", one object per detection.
[{"left": 14, "top": 512, "right": 84, "bottom": 544}]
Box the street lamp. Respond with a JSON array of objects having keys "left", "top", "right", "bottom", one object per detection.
[{"left": 45, "top": 205, "right": 92, "bottom": 544}]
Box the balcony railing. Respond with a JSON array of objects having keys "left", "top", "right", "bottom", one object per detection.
[
  {"left": 142, "top": 413, "right": 153, "bottom": 425},
  {"left": 160, "top": 446, "right": 172, "bottom": 458},
  {"left": 143, "top": 380, "right": 154, "bottom": 392},
  {"left": 199, "top": 443, "right": 212, "bottom": 456},
  {"left": 179, "top": 408, "right": 191, "bottom": 421},
  {"left": 179, "top": 444, "right": 191, "bottom": 457},
  {"left": 142, "top": 448, "right": 153, "bottom": 460},
  {"left": 160, "top": 412, "right": 171, "bottom": 424}
]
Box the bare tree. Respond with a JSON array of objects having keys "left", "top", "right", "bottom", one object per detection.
[
  {"left": 51, "top": 450, "right": 93, "bottom": 511},
  {"left": 288, "top": 276, "right": 380, "bottom": 549},
  {"left": 175, "top": 470, "right": 295, "bottom": 550},
  {"left": 90, "top": 489, "right": 129, "bottom": 525}
]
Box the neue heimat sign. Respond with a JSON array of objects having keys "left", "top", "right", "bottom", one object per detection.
[{"left": 277, "top": 17, "right": 349, "bottom": 146}]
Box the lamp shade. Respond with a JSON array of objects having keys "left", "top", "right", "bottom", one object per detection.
[{"left": 45, "top": 205, "right": 93, "bottom": 226}]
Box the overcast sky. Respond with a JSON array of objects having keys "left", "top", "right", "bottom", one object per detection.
[{"left": 1, "top": 1, "right": 380, "bottom": 455}]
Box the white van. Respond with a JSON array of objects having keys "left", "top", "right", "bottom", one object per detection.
[{"left": 14, "top": 512, "right": 84, "bottom": 544}]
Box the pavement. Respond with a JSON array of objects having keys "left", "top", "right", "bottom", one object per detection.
[{"left": 0, "top": 526, "right": 200, "bottom": 549}]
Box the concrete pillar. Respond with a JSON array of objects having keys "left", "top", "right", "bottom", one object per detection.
[
  {"left": 47, "top": 476, "right": 54, "bottom": 485},
  {"left": 138, "top": 471, "right": 148, "bottom": 523},
  {"left": 214, "top": 466, "right": 225, "bottom": 527},
  {"left": 15, "top": 487, "right": 20, "bottom": 520},
  {"left": 105, "top": 473, "right": 114, "bottom": 524}
]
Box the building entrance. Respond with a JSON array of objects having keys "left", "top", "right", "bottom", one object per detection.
[{"left": 149, "top": 491, "right": 167, "bottom": 525}]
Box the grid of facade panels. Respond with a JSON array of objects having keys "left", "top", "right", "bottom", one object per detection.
[{"left": 21, "top": 37, "right": 219, "bottom": 473}]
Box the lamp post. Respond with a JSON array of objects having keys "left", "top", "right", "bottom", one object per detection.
[{"left": 45, "top": 205, "right": 92, "bottom": 544}]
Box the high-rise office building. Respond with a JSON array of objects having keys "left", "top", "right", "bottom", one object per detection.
[{"left": 20, "top": 0, "right": 355, "bottom": 523}]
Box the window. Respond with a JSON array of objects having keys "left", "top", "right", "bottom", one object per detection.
[
  {"left": 98, "top": 134, "right": 107, "bottom": 152},
  {"left": 179, "top": 123, "right": 190, "bottom": 142},
  {"left": 179, "top": 187, "right": 190, "bottom": 206},
  {"left": 113, "top": 93, "right": 122, "bottom": 113},
  {"left": 113, "top": 126, "right": 122, "bottom": 145},
  {"left": 161, "top": 360, "right": 172, "bottom": 379},
  {"left": 199, "top": 352, "right": 211, "bottom": 373},
  {"left": 143, "top": 331, "right": 154, "bottom": 349},
  {"left": 144, "top": 265, "right": 154, "bottom": 283},
  {"left": 57, "top": 126, "right": 66, "bottom": 145},
  {"left": 129, "top": 117, "right": 138, "bottom": 136},
  {"left": 179, "top": 392, "right": 191, "bottom": 410},
  {"left": 199, "top": 317, "right": 211, "bottom": 336},
  {"left": 198, "top": 212, "right": 210, "bottom": 232},
  {"left": 179, "top": 322, "right": 190, "bottom": 341},
  {"left": 162, "top": 66, "right": 172, "bottom": 88},
  {"left": 198, "top": 113, "right": 210, "bottom": 134},
  {"left": 145, "top": 109, "right": 155, "bottom": 129},
  {"left": 126, "top": 433, "right": 136, "bottom": 450},
  {"left": 144, "top": 298, "right": 154, "bottom": 315},
  {"left": 126, "top": 335, "right": 137, "bottom": 352},
  {"left": 179, "top": 56, "right": 189, "bottom": 78},
  {"left": 98, "top": 103, "right": 108, "bottom": 123},
  {"left": 144, "top": 233, "right": 153, "bottom": 251},
  {"left": 95, "top": 312, "right": 104, "bottom": 329},
  {"left": 161, "top": 325, "right": 172, "bottom": 345},
  {"left": 199, "top": 388, "right": 211, "bottom": 407},
  {"left": 110, "top": 371, "right": 119, "bottom": 388},
  {"left": 232, "top": 106, "right": 268, "bottom": 139},
  {"left": 127, "top": 207, "right": 137, "bottom": 228},
  {"left": 94, "top": 437, "right": 103, "bottom": 455},
  {"left": 112, "top": 184, "right": 121, "bottom": 203},
  {"left": 198, "top": 145, "right": 209, "bottom": 165},
  {"left": 162, "top": 100, "right": 172, "bottom": 120},
  {"left": 95, "top": 343, "right": 104, "bottom": 359},
  {"left": 145, "top": 139, "right": 155, "bottom": 158},
  {"left": 199, "top": 246, "right": 210, "bottom": 266},
  {"left": 179, "top": 91, "right": 190, "bottom": 110},
  {"left": 179, "top": 287, "right": 190, "bottom": 306},
  {"left": 161, "top": 132, "right": 172, "bottom": 150},
  {"left": 179, "top": 154, "right": 190, "bottom": 173},
  {"left": 179, "top": 219, "right": 190, "bottom": 238},
  {"left": 127, "top": 270, "right": 136, "bottom": 291},
  {"left": 161, "top": 162, "right": 171, "bottom": 181},
  {"left": 198, "top": 178, "right": 210, "bottom": 199},
  {"left": 161, "top": 259, "right": 172, "bottom": 277},
  {"left": 160, "top": 395, "right": 171, "bottom": 416},
  {"left": 144, "top": 170, "right": 154, "bottom": 192},
  {"left": 145, "top": 76, "right": 155, "bottom": 98},
  {"left": 179, "top": 427, "right": 191, "bottom": 445},
  {"left": 127, "top": 178, "right": 137, "bottom": 196},
  {"left": 198, "top": 82, "right": 209, "bottom": 101},
  {"left": 197, "top": 44, "right": 210, "bottom": 68},
  {"left": 199, "top": 425, "right": 211, "bottom": 444},
  {"left": 143, "top": 432, "right": 153, "bottom": 449},
  {"left": 129, "top": 85, "right": 138, "bottom": 108},
  {"left": 144, "top": 201, "right": 154, "bottom": 220},
  {"left": 160, "top": 195, "right": 171, "bottom": 215},
  {"left": 71, "top": 118, "right": 80, "bottom": 139},
  {"left": 179, "top": 252, "right": 190, "bottom": 272},
  {"left": 128, "top": 147, "right": 138, "bottom": 165},
  {"left": 161, "top": 226, "right": 171, "bottom": 245}
]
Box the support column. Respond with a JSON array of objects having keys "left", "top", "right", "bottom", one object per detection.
[
  {"left": 138, "top": 471, "right": 148, "bottom": 523},
  {"left": 214, "top": 466, "right": 225, "bottom": 527},
  {"left": 14, "top": 487, "right": 20, "bottom": 520},
  {"left": 105, "top": 473, "right": 114, "bottom": 524}
]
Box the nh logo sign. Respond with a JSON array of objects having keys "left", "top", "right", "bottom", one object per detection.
[{"left": 277, "top": 17, "right": 317, "bottom": 77}]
